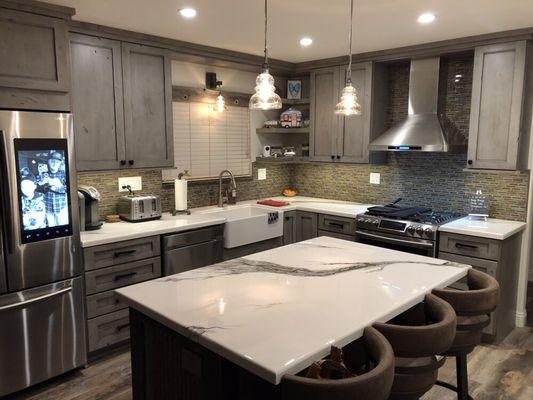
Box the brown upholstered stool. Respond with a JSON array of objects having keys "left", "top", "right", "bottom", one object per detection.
[
  {"left": 432, "top": 268, "right": 500, "bottom": 400},
  {"left": 280, "top": 327, "right": 395, "bottom": 400},
  {"left": 373, "top": 293, "right": 457, "bottom": 400}
]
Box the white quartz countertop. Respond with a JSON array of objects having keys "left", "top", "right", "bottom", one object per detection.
[
  {"left": 80, "top": 213, "right": 226, "bottom": 247},
  {"left": 439, "top": 216, "right": 526, "bottom": 240},
  {"left": 116, "top": 236, "right": 470, "bottom": 385}
]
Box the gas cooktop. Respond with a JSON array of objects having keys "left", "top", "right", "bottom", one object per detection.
[{"left": 365, "top": 205, "right": 462, "bottom": 226}]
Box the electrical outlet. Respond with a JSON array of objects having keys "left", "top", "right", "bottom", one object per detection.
[
  {"left": 370, "top": 173, "right": 380, "bottom": 185},
  {"left": 257, "top": 168, "right": 267, "bottom": 180},
  {"left": 118, "top": 176, "right": 142, "bottom": 192}
]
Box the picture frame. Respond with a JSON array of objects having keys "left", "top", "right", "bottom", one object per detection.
[{"left": 287, "top": 79, "right": 302, "bottom": 99}]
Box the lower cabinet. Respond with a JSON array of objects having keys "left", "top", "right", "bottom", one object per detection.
[
  {"left": 438, "top": 232, "right": 521, "bottom": 343},
  {"left": 284, "top": 212, "right": 358, "bottom": 245},
  {"left": 295, "top": 211, "right": 318, "bottom": 242},
  {"left": 83, "top": 235, "right": 162, "bottom": 354},
  {"left": 283, "top": 211, "right": 297, "bottom": 245}
]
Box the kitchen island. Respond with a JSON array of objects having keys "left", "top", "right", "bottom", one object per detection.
[{"left": 116, "top": 236, "right": 470, "bottom": 400}]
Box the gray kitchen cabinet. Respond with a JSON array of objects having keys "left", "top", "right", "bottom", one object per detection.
[
  {"left": 70, "top": 34, "right": 126, "bottom": 171},
  {"left": 0, "top": 7, "right": 71, "bottom": 110},
  {"left": 295, "top": 211, "right": 318, "bottom": 242},
  {"left": 310, "top": 66, "right": 342, "bottom": 162},
  {"left": 467, "top": 41, "right": 532, "bottom": 170},
  {"left": 122, "top": 43, "right": 174, "bottom": 168},
  {"left": 438, "top": 231, "right": 522, "bottom": 343},
  {"left": 310, "top": 63, "right": 386, "bottom": 164},
  {"left": 283, "top": 211, "right": 297, "bottom": 245}
]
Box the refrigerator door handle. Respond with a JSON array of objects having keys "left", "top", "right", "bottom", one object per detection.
[
  {"left": 0, "top": 131, "right": 15, "bottom": 254},
  {"left": 0, "top": 286, "right": 72, "bottom": 312}
]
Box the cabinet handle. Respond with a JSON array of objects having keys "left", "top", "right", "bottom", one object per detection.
[
  {"left": 328, "top": 222, "right": 345, "bottom": 229},
  {"left": 116, "top": 323, "right": 130, "bottom": 332},
  {"left": 455, "top": 243, "right": 478, "bottom": 250},
  {"left": 467, "top": 160, "right": 473, "bottom": 165},
  {"left": 120, "top": 160, "right": 126, "bottom": 166},
  {"left": 128, "top": 160, "right": 135, "bottom": 166},
  {"left": 330, "top": 155, "right": 335, "bottom": 160},
  {"left": 114, "top": 272, "right": 137, "bottom": 281},
  {"left": 336, "top": 155, "right": 341, "bottom": 160},
  {"left": 114, "top": 249, "right": 137, "bottom": 258}
]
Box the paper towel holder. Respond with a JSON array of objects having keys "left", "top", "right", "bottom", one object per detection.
[{"left": 172, "top": 170, "right": 192, "bottom": 216}]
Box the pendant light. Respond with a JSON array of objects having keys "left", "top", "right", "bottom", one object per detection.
[
  {"left": 249, "top": 0, "right": 282, "bottom": 110},
  {"left": 335, "top": 0, "right": 361, "bottom": 116}
]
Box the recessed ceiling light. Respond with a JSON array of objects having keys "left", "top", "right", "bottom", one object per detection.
[
  {"left": 179, "top": 8, "right": 197, "bottom": 18},
  {"left": 299, "top": 37, "right": 313, "bottom": 47},
  {"left": 417, "top": 12, "right": 436, "bottom": 24}
]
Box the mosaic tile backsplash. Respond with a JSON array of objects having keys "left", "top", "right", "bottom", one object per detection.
[{"left": 77, "top": 53, "right": 530, "bottom": 222}]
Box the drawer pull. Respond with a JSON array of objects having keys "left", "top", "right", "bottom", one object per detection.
[
  {"left": 327, "top": 222, "right": 345, "bottom": 229},
  {"left": 116, "top": 323, "right": 130, "bottom": 332},
  {"left": 114, "top": 272, "right": 137, "bottom": 281},
  {"left": 114, "top": 249, "right": 137, "bottom": 258},
  {"left": 455, "top": 243, "right": 478, "bottom": 250}
]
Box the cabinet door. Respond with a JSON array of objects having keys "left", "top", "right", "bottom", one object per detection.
[
  {"left": 283, "top": 211, "right": 296, "bottom": 245},
  {"left": 70, "top": 34, "right": 126, "bottom": 171},
  {"left": 0, "top": 9, "right": 69, "bottom": 92},
  {"left": 467, "top": 41, "right": 527, "bottom": 170},
  {"left": 310, "top": 67, "right": 342, "bottom": 162},
  {"left": 122, "top": 43, "right": 173, "bottom": 168},
  {"left": 295, "top": 211, "right": 318, "bottom": 242},
  {"left": 338, "top": 62, "right": 373, "bottom": 163}
]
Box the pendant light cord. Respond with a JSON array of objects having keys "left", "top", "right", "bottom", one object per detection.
[
  {"left": 264, "top": 0, "right": 269, "bottom": 68},
  {"left": 347, "top": 0, "right": 354, "bottom": 82}
]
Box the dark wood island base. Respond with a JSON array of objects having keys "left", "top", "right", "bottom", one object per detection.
[{"left": 129, "top": 309, "right": 281, "bottom": 400}]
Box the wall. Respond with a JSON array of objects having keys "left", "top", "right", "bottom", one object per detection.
[
  {"left": 292, "top": 53, "right": 530, "bottom": 222},
  {"left": 78, "top": 163, "right": 293, "bottom": 219}
]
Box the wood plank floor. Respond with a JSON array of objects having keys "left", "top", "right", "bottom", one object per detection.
[{"left": 6, "top": 328, "right": 533, "bottom": 400}]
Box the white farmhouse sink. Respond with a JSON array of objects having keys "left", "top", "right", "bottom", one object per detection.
[{"left": 198, "top": 205, "right": 283, "bottom": 248}]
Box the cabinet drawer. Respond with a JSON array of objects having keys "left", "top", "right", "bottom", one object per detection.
[
  {"left": 318, "top": 229, "right": 355, "bottom": 241},
  {"left": 84, "top": 236, "right": 161, "bottom": 271},
  {"left": 86, "top": 290, "right": 127, "bottom": 319},
  {"left": 88, "top": 309, "right": 130, "bottom": 352},
  {"left": 318, "top": 214, "right": 356, "bottom": 235},
  {"left": 439, "top": 233, "right": 501, "bottom": 261},
  {"left": 85, "top": 257, "right": 162, "bottom": 295},
  {"left": 163, "top": 225, "right": 224, "bottom": 251}
]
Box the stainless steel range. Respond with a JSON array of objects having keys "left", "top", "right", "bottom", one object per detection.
[{"left": 355, "top": 199, "right": 463, "bottom": 257}]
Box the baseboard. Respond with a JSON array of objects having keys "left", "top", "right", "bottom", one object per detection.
[{"left": 516, "top": 310, "right": 527, "bottom": 328}]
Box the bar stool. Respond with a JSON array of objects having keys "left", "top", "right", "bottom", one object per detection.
[
  {"left": 280, "top": 327, "right": 395, "bottom": 400},
  {"left": 373, "top": 293, "right": 457, "bottom": 400},
  {"left": 432, "top": 268, "right": 500, "bottom": 400}
]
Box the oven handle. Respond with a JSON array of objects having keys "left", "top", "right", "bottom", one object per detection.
[{"left": 356, "top": 231, "right": 435, "bottom": 249}]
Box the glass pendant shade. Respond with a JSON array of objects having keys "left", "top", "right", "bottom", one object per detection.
[
  {"left": 249, "top": 69, "right": 282, "bottom": 110},
  {"left": 335, "top": 81, "right": 361, "bottom": 116}
]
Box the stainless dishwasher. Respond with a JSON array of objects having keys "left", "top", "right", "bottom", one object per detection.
[{"left": 163, "top": 225, "right": 224, "bottom": 275}]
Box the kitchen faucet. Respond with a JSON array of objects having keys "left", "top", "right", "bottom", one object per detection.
[{"left": 218, "top": 169, "right": 237, "bottom": 207}]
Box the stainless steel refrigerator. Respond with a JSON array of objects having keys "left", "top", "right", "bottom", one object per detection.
[{"left": 0, "top": 111, "right": 86, "bottom": 397}]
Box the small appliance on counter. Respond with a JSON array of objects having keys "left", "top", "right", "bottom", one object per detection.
[
  {"left": 117, "top": 185, "right": 162, "bottom": 222},
  {"left": 78, "top": 185, "right": 103, "bottom": 231}
]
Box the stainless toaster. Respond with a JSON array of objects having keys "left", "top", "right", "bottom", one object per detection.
[{"left": 117, "top": 195, "right": 162, "bottom": 222}]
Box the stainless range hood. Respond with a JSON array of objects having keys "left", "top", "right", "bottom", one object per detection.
[{"left": 369, "top": 57, "right": 449, "bottom": 152}]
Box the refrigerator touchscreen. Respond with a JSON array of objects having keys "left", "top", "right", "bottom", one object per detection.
[{"left": 14, "top": 139, "right": 73, "bottom": 244}]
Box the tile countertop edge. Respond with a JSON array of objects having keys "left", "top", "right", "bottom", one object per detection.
[{"left": 439, "top": 217, "right": 527, "bottom": 240}]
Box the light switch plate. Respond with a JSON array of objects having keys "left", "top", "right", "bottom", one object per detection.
[
  {"left": 370, "top": 173, "right": 380, "bottom": 185},
  {"left": 258, "top": 168, "right": 267, "bottom": 180},
  {"left": 119, "top": 176, "right": 142, "bottom": 192}
]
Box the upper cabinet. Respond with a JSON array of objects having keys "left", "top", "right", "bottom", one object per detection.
[
  {"left": 310, "top": 62, "right": 386, "bottom": 163},
  {"left": 0, "top": 8, "right": 70, "bottom": 110},
  {"left": 70, "top": 34, "right": 173, "bottom": 171},
  {"left": 467, "top": 41, "right": 532, "bottom": 170},
  {"left": 122, "top": 44, "right": 173, "bottom": 169}
]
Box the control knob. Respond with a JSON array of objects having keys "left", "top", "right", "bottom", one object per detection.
[
  {"left": 365, "top": 219, "right": 373, "bottom": 224},
  {"left": 372, "top": 220, "right": 379, "bottom": 226},
  {"left": 415, "top": 226, "right": 424, "bottom": 235},
  {"left": 406, "top": 225, "right": 415, "bottom": 234},
  {"left": 424, "top": 228, "right": 433, "bottom": 236},
  {"left": 357, "top": 217, "right": 365, "bottom": 223}
]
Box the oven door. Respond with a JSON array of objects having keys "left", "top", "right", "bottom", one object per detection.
[{"left": 355, "top": 230, "right": 436, "bottom": 257}]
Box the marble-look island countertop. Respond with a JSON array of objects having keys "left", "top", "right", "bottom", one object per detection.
[{"left": 116, "top": 236, "right": 470, "bottom": 384}]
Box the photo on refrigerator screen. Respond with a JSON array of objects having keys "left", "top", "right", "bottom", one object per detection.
[{"left": 17, "top": 148, "right": 71, "bottom": 235}]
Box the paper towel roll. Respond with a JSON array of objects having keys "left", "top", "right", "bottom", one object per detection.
[{"left": 174, "top": 179, "right": 188, "bottom": 211}]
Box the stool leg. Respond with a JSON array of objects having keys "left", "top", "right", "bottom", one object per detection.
[{"left": 455, "top": 354, "right": 469, "bottom": 400}]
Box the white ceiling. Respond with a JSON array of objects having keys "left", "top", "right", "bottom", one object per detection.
[{"left": 44, "top": 0, "right": 533, "bottom": 63}]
